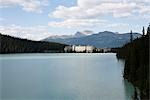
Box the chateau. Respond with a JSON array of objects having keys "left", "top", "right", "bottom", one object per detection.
[
  {"left": 64, "top": 45, "right": 95, "bottom": 53},
  {"left": 64, "top": 45, "right": 112, "bottom": 53}
]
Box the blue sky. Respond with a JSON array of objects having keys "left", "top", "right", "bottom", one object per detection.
[{"left": 0, "top": 0, "right": 150, "bottom": 40}]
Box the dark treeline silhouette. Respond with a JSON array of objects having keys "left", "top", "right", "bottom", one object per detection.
[
  {"left": 0, "top": 33, "right": 66, "bottom": 54},
  {"left": 116, "top": 25, "right": 149, "bottom": 99}
]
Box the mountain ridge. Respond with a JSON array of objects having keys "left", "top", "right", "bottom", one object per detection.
[{"left": 43, "top": 31, "right": 141, "bottom": 48}]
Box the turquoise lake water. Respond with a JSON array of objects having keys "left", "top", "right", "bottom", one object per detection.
[{"left": 0, "top": 53, "right": 135, "bottom": 100}]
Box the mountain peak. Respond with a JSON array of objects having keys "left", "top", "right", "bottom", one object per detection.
[
  {"left": 75, "top": 31, "right": 86, "bottom": 37},
  {"left": 100, "top": 31, "right": 115, "bottom": 34},
  {"left": 75, "top": 30, "right": 93, "bottom": 37},
  {"left": 43, "top": 31, "right": 141, "bottom": 48}
]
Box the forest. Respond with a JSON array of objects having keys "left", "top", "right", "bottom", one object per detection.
[
  {"left": 116, "top": 25, "right": 149, "bottom": 99},
  {"left": 0, "top": 33, "right": 66, "bottom": 54}
]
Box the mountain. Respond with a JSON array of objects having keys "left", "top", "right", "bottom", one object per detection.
[
  {"left": 46, "top": 35, "right": 74, "bottom": 39},
  {"left": 45, "top": 30, "right": 93, "bottom": 39},
  {"left": 74, "top": 30, "right": 94, "bottom": 37},
  {"left": 74, "top": 31, "right": 87, "bottom": 37},
  {"left": 43, "top": 31, "right": 141, "bottom": 48},
  {"left": 0, "top": 33, "right": 66, "bottom": 54}
]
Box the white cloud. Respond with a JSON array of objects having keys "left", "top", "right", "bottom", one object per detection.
[
  {"left": 50, "top": 0, "right": 150, "bottom": 19},
  {"left": 106, "top": 23, "right": 128, "bottom": 28},
  {"left": 48, "top": 0, "right": 150, "bottom": 29},
  {"left": 0, "top": 0, "right": 49, "bottom": 13},
  {"left": 48, "top": 19, "right": 107, "bottom": 28},
  {"left": 0, "top": 25, "right": 52, "bottom": 40},
  {"left": 48, "top": 18, "right": 129, "bottom": 30}
]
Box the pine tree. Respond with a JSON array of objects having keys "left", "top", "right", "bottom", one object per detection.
[
  {"left": 130, "top": 30, "right": 133, "bottom": 43},
  {"left": 146, "top": 23, "right": 150, "bottom": 36},
  {"left": 142, "top": 26, "right": 145, "bottom": 36}
]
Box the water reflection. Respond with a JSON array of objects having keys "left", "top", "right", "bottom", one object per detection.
[
  {"left": 123, "top": 79, "right": 135, "bottom": 100},
  {"left": 118, "top": 57, "right": 141, "bottom": 100}
]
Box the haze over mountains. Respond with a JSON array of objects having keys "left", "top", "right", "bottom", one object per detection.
[
  {"left": 45, "top": 30, "right": 93, "bottom": 39},
  {"left": 43, "top": 31, "right": 141, "bottom": 48}
]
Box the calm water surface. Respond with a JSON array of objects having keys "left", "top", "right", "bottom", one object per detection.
[{"left": 0, "top": 53, "right": 135, "bottom": 100}]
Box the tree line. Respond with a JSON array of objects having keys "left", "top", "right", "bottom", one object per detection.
[
  {"left": 116, "top": 24, "right": 149, "bottom": 99},
  {"left": 0, "top": 33, "right": 66, "bottom": 54}
]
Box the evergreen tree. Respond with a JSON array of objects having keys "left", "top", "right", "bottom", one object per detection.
[
  {"left": 130, "top": 30, "right": 133, "bottom": 43},
  {"left": 0, "top": 33, "right": 66, "bottom": 53},
  {"left": 142, "top": 26, "right": 145, "bottom": 36},
  {"left": 116, "top": 26, "right": 149, "bottom": 99},
  {"left": 147, "top": 23, "right": 150, "bottom": 36}
]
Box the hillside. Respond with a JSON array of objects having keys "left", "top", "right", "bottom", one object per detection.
[
  {"left": 116, "top": 29, "right": 149, "bottom": 99},
  {"left": 43, "top": 31, "right": 141, "bottom": 48},
  {"left": 0, "top": 33, "right": 66, "bottom": 54}
]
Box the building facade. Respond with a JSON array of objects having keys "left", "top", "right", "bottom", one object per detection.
[{"left": 64, "top": 45, "right": 95, "bottom": 53}]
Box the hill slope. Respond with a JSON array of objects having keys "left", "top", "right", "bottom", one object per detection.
[
  {"left": 0, "top": 33, "right": 66, "bottom": 54},
  {"left": 43, "top": 31, "right": 141, "bottom": 48}
]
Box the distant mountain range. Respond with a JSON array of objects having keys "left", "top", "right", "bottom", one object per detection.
[
  {"left": 45, "top": 30, "right": 93, "bottom": 39},
  {"left": 43, "top": 31, "right": 141, "bottom": 48}
]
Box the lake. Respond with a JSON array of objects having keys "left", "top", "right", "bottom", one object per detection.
[{"left": 0, "top": 53, "right": 135, "bottom": 100}]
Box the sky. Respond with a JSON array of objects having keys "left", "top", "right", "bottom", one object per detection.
[{"left": 0, "top": 0, "right": 150, "bottom": 40}]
